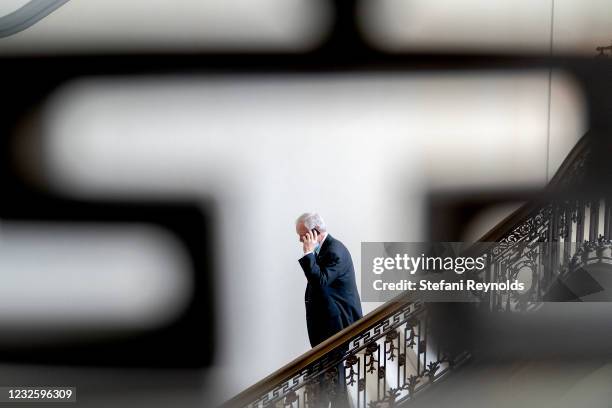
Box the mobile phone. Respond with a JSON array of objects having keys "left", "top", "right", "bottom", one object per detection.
[{"left": 311, "top": 228, "right": 319, "bottom": 235}]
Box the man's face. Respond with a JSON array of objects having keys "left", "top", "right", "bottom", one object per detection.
[{"left": 296, "top": 223, "right": 310, "bottom": 243}]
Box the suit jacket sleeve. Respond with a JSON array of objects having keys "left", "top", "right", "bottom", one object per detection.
[{"left": 299, "top": 250, "right": 342, "bottom": 288}]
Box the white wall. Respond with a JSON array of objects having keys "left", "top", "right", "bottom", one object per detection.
[
  {"left": 37, "top": 72, "right": 585, "bottom": 403},
  {"left": 0, "top": 0, "right": 329, "bottom": 53},
  {"left": 361, "top": 0, "right": 612, "bottom": 55},
  {"left": 3, "top": 0, "right": 612, "bottom": 56}
]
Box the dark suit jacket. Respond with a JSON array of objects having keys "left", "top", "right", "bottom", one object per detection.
[{"left": 298, "top": 234, "right": 363, "bottom": 347}]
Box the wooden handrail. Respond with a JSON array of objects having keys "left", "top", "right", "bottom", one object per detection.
[{"left": 223, "top": 134, "right": 590, "bottom": 408}]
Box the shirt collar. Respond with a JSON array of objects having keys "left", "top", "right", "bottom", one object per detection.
[{"left": 315, "top": 233, "right": 328, "bottom": 256}]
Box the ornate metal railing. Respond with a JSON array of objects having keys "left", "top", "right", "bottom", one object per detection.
[
  {"left": 465, "top": 196, "right": 612, "bottom": 312},
  {"left": 466, "top": 135, "right": 612, "bottom": 311},
  {"left": 224, "top": 134, "right": 596, "bottom": 408},
  {"left": 224, "top": 299, "right": 470, "bottom": 408}
]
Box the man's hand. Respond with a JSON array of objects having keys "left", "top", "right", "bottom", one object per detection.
[{"left": 302, "top": 229, "right": 318, "bottom": 254}]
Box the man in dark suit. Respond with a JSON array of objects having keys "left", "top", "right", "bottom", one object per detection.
[{"left": 296, "top": 213, "right": 363, "bottom": 407}]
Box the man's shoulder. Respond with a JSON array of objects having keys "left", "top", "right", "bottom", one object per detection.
[{"left": 324, "top": 235, "right": 350, "bottom": 256}]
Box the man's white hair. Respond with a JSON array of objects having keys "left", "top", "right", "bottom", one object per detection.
[{"left": 296, "top": 212, "right": 327, "bottom": 232}]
